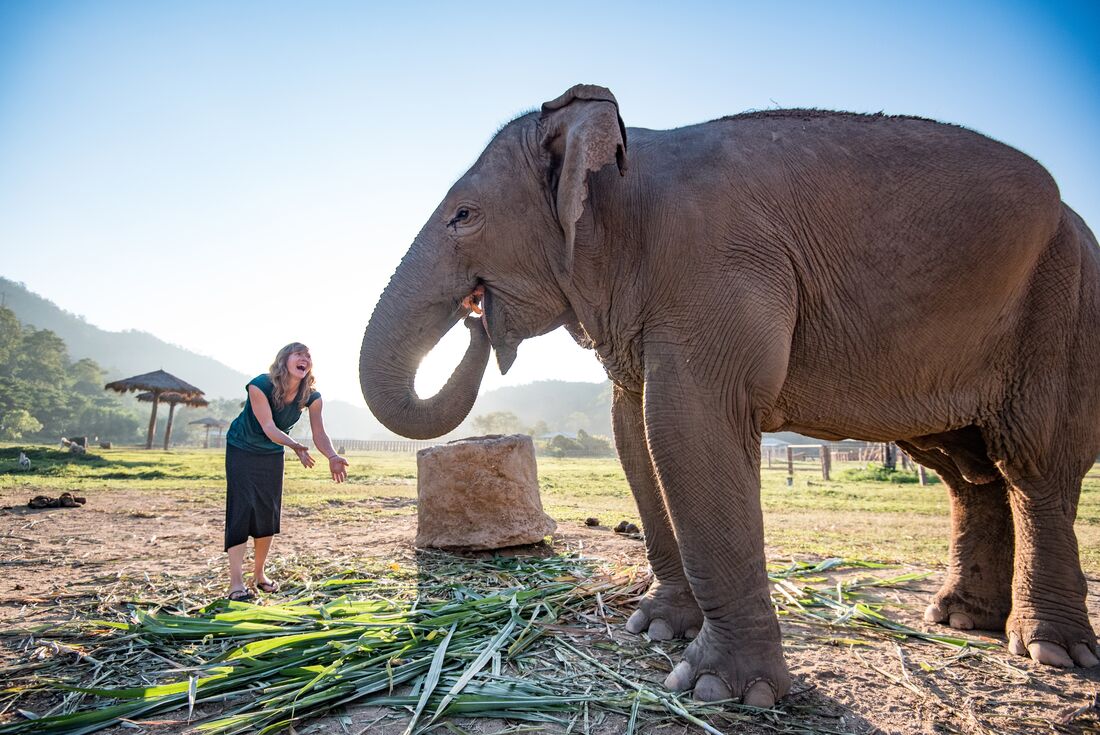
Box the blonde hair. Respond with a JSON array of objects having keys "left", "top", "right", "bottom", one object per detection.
[{"left": 269, "top": 342, "right": 316, "bottom": 410}]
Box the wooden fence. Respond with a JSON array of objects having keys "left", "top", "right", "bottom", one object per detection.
[
  {"left": 763, "top": 441, "right": 929, "bottom": 485},
  {"left": 330, "top": 439, "right": 441, "bottom": 454}
]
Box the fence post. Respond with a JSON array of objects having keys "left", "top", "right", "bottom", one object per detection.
[
  {"left": 918, "top": 465, "right": 928, "bottom": 486},
  {"left": 821, "top": 444, "right": 831, "bottom": 481},
  {"left": 883, "top": 442, "right": 897, "bottom": 470},
  {"left": 786, "top": 446, "right": 794, "bottom": 478},
  {"left": 766, "top": 446, "right": 773, "bottom": 469}
]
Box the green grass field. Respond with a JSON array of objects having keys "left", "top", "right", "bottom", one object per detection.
[{"left": 4, "top": 444, "right": 1099, "bottom": 573}]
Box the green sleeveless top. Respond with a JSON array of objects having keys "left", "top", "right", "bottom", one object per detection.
[{"left": 225, "top": 374, "right": 321, "bottom": 454}]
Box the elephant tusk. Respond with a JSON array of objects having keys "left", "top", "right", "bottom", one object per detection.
[{"left": 461, "top": 285, "right": 485, "bottom": 315}]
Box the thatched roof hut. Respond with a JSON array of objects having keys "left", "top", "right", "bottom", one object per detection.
[
  {"left": 105, "top": 370, "right": 203, "bottom": 396},
  {"left": 135, "top": 392, "right": 209, "bottom": 450},
  {"left": 136, "top": 391, "right": 209, "bottom": 408},
  {"left": 104, "top": 370, "right": 205, "bottom": 449},
  {"left": 189, "top": 416, "right": 229, "bottom": 426},
  {"left": 188, "top": 416, "right": 230, "bottom": 449}
]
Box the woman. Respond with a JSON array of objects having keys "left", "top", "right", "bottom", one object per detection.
[{"left": 223, "top": 342, "right": 349, "bottom": 601}]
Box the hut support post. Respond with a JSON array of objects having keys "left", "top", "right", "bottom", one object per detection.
[
  {"left": 145, "top": 391, "right": 160, "bottom": 450},
  {"left": 163, "top": 402, "right": 177, "bottom": 451},
  {"left": 203, "top": 425, "right": 212, "bottom": 449}
]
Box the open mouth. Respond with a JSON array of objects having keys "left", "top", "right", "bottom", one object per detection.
[{"left": 461, "top": 284, "right": 485, "bottom": 316}]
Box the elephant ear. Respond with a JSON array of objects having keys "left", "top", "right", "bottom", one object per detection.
[{"left": 538, "top": 84, "right": 628, "bottom": 273}]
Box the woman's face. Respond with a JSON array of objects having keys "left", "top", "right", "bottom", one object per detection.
[{"left": 286, "top": 349, "right": 312, "bottom": 379}]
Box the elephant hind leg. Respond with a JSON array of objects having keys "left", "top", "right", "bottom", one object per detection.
[
  {"left": 985, "top": 429, "right": 1098, "bottom": 668},
  {"left": 900, "top": 432, "right": 1013, "bottom": 632}
]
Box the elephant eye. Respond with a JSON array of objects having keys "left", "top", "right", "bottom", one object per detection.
[{"left": 447, "top": 208, "right": 471, "bottom": 230}]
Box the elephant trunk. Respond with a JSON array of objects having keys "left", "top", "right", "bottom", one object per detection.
[{"left": 359, "top": 253, "right": 490, "bottom": 440}]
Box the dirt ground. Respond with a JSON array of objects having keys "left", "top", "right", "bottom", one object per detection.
[{"left": 3, "top": 489, "right": 1100, "bottom": 734}]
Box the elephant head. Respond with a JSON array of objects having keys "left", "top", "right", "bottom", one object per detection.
[{"left": 359, "top": 84, "right": 628, "bottom": 439}]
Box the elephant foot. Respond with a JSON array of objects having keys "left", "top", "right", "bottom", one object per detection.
[
  {"left": 924, "top": 585, "right": 1010, "bottom": 631},
  {"left": 625, "top": 581, "right": 703, "bottom": 640},
  {"left": 1006, "top": 614, "right": 1100, "bottom": 668},
  {"left": 663, "top": 622, "right": 791, "bottom": 706}
]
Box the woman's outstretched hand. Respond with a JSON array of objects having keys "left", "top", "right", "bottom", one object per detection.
[
  {"left": 328, "top": 455, "right": 349, "bottom": 483},
  {"left": 293, "top": 445, "right": 315, "bottom": 469}
]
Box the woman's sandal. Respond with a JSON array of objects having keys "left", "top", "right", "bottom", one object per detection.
[
  {"left": 255, "top": 580, "right": 280, "bottom": 594},
  {"left": 228, "top": 588, "right": 254, "bottom": 602}
]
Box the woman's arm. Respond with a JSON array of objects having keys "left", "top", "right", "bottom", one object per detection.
[
  {"left": 248, "top": 385, "right": 315, "bottom": 468},
  {"left": 308, "top": 398, "right": 349, "bottom": 483}
]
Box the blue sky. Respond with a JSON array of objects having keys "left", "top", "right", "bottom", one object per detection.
[{"left": 1, "top": 1, "right": 1097, "bottom": 400}]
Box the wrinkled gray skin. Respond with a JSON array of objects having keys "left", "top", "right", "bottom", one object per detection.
[{"left": 361, "top": 85, "right": 1100, "bottom": 706}]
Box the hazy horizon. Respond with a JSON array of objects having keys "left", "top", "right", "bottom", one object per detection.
[{"left": 2, "top": 1, "right": 1097, "bottom": 403}]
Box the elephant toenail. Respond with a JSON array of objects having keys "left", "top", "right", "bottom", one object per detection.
[
  {"left": 1008, "top": 632, "right": 1027, "bottom": 656},
  {"left": 923, "top": 603, "right": 946, "bottom": 623},
  {"left": 664, "top": 661, "right": 693, "bottom": 691},
  {"left": 1029, "top": 641, "right": 1074, "bottom": 668},
  {"left": 948, "top": 612, "right": 974, "bottom": 630},
  {"left": 693, "top": 674, "right": 732, "bottom": 702},
  {"left": 625, "top": 610, "right": 648, "bottom": 634},
  {"left": 742, "top": 679, "right": 778, "bottom": 708},
  {"left": 685, "top": 626, "right": 700, "bottom": 639},
  {"left": 1071, "top": 643, "right": 1100, "bottom": 667},
  {"left": 648, "top": 619, "right": 674, "bottom": 640}
]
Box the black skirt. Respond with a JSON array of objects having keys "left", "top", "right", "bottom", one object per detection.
[{"left": 224, "top": 444, "right": 284, "bottom": 551}]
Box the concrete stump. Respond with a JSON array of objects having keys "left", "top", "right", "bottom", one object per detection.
[{"left": 415, "top": 434, "right": 556, "bottom": 550}]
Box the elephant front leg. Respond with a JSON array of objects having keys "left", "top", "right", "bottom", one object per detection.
[
  {"left": 613, "top": 386, "right": 703, "bottom": 640},
  {"left": 643, "top": 367, "right": 790, "bottom": 706}
]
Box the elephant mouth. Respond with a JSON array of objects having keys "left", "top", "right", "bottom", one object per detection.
[
  {"left": 460, "top": 285, "right": 485, "bottom": 315},
  {"left": 462, "top": 283, "right": 518, "bottom": 375}
]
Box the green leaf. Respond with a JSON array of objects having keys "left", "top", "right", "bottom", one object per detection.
[{"left": 402, "top": 623, "right": 456, "bottom": 735}]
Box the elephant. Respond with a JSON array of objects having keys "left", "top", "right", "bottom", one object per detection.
[{"left": 360, "top": 84, "right": 1100, "bottom": 706}]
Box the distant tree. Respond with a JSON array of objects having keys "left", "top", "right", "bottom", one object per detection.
[
  {"left": 472, "top": 411, "right": 525, "bottom": 435},
  {"left": 546, "top": 433, "right": 584, "bottom": 457},
  {"left": 75, "top": 403, "right": 141, "bottom": 442},
  {"left": 0, "top": 409, "right": 42, "bottom": 439},
  {"left": 15, "top": 327, "right": 68, "bottom": 385},
  {"left": 0, "top": 306, "right": 144, "bottom": 443},
  {"left": 0, "top": 307, "right": 20, "bottom": 373},
  {"left": 528, "top": 419, "right": 550, "bottom": 438},
  {"left": 68, "top": 358, "right": 105, "bottom": 395},
  {"left": 208, "top": 398, "right": 245, "bottom": 421},
  {"left": 575, "top": 429, "right": 613, "bottom": 455},
  {"left": 543, "top": 429, "right": 614, "bottom": 458}
]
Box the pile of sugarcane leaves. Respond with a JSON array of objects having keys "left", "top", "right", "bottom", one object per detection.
[{"left": 0, "top": 553, "right": 997, "bottom": 735}]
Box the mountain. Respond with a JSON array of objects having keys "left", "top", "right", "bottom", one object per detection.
[
  {"left": 2, "top": 276, "right": 251, "bottom": 399},
  {"left": 459, "top": 380, "right": 613, "bottom": 436}
]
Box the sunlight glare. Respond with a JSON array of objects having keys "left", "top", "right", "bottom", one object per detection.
[{"left": 414, "top": 320, "right": 478, "bottom": 397}]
